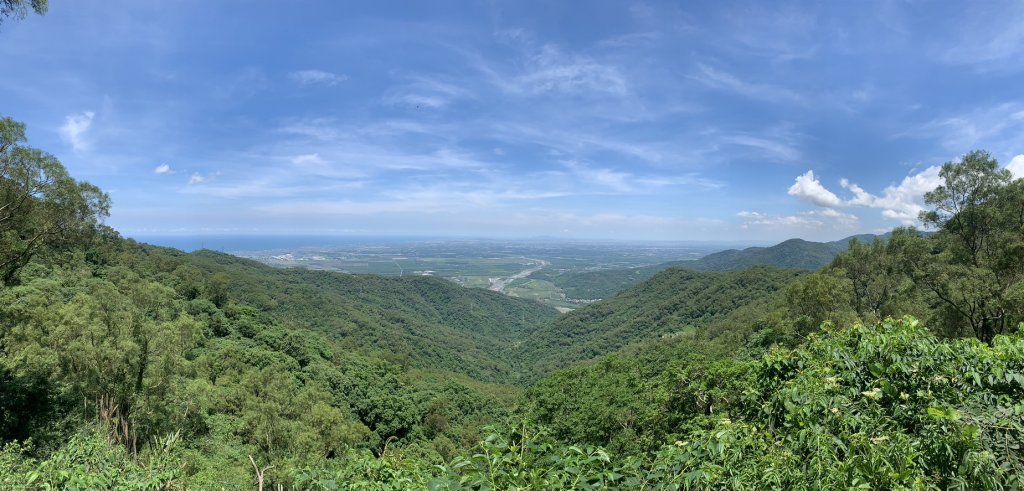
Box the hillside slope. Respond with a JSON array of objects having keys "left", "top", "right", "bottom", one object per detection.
[
  {"left": 684, "top": 234, "right": 878, "bottom": 272},
  {"left": 517, "top": 265, "right": 805, "bottom": 376},
  {"left": 179, "top": 248, "right": 560, "bottom": 382},
  {"left": 544, "top": 234, "right": 877, "bottom": 300}
]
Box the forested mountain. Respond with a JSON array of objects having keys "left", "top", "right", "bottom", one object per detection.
[
  {"left": 517, "top": 266, "right": 806, "bottom": 377},
  {"left": 2, "top": 112, "right": 1024, "bottom": 489},
  {"left": 684, "top": 234, "right": 880, "bottom": 272},
  {"left": 542, "top": 234, "right": 878, "bottom": 301},
  {"left": 179, "top": 249, "right": 558, "bottom": 382}
]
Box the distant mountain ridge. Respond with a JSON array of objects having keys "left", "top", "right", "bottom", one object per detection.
[
  {"left": 683, "top": 233, "right": 882, "bottom": 272},
  {"left": 542, "top": 234, "right": 882, "bottom": 301}
]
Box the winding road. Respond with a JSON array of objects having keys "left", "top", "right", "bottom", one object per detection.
[{"left": 488, "top": 258, "right": 548, "bottom": 293}]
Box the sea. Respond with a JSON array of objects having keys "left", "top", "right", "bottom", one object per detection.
[{"left": 127, "top": 235, "right": 438, "bottom": 253}]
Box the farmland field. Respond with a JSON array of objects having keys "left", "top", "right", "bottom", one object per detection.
[{"left": 219, "top": 238, "right": 731, "bottom": 308}]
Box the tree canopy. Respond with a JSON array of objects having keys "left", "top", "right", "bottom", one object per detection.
[
  {"left": 0, "top": 0, "right": 46, "bottom": 26},
  {"left": 0, "top": 116, "right": 109, "bottom": 284}
]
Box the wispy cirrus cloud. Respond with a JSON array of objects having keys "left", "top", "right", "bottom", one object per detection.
[
  {"left": 383, "top": 76, "right": 471, "bottom": 108},
  {"left": 691, "top": 64, "right": 803, "bottom": 104},
  {"left": 737, "top": 209, "right": 858, "bottom": 229},
  {"left": 940, "top": 3, "right": 1024, "bottom": 70},
  {"left": 20, "top": 1, "right": 1024, "bottom": 240},
  {"left": 289, "top": 69, "right": 348, "bottom": 86},
  {"left": 472, "top": 34, "right": 628, "bottom": 97},
  {"left": 721, "top": 133, "right": 802, "bottom": 163},
  {"left": 903, "top": 102, "right": 1024, "bottom": 158}
]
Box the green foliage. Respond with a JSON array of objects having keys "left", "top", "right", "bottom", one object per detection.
[
  {"left": 0, "top": 431, "right": 179, "bottom": 490},
  {"left": 539, "top": 234, "right": 876, "bottom": 302},
  {"left": 0, "top": 0, "right": 46, "bottom": 25},
  {"left": 2, "top": 121, "right": 1023, "bottom": 489},
  {"left": 796, "top": 151, "right": 1024, "bottom": 344},
  {"left": 684, "top": 235, "right": 873, "bottom": 273},
  {"left": 323, "top": 318, "right": 1024, "bottom": 489},
  {"left": 184, "top": 249, "right": 559, "bottom": 382},
  {"left": 518, "top": 266, "right": 805, "bottom": 377},
  {"left": 539, "top": 265, "right": 666, "bottom": 300},
  {"left": 0, "top": 116, "right": 109, "bottom": 284},
  {"left": 784, "top": 268, "right": 857, "bottom": 336},
  {"left": 527, "top": 355, "right": 672, "bottom": 454},
  {"left": 0, "top": 230, "right": 522, "bottom": 487}
]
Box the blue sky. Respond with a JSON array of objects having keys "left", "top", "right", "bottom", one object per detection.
[{"left": 2, "top": 0, "right": 1023, "bottom": 242}]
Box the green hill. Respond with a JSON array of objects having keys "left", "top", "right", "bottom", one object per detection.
[
  {"left": 543, "top": 234, "right": 878, "bottom": 301},
  {"left": 683, "top": 234, "right": 878, "bottom": 272},
  {"left": 180, "top": 248, "right": 560, "bottom": 383},
  {"left": 517, "top": 265, "right": 806, "bottom": 377}
]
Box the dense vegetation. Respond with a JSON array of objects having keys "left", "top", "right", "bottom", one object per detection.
[
  {"left": 684, "top": 234, "right": 878, "bottom": 272},
  {"left": 517, "top": 266, "right": 805, "bottom": 377},
  {"left": 539, "top": 234, "right": 876, "bottom": 301},
  {"left": 176, "top": 250, "right": 557, "bottom": 383},
  {"left": 1, "top": 111, "right": 1023, "bottom": 490}
]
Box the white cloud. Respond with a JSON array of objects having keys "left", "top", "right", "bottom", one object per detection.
[
  {"left": 154, "top": 163, "right": 172, "bottom": 174},
  {"left": 384, "top": 76, "right": 470, "bottom": 109},
  {"left": 290, "top": 153, "right": 327, "bottom": 167},
  {"left": 941, "top": 5, "right": 1024, "bottom": 69},
  {"left": 188, "top": 172, "right": 216, "bottom": 185},
  {"left": 737, "top": 209, "right": 858, "bottom": 229},
  {"left": 480, "top": 42, "right": 628, "bottom": 97},
  {"left": 737, "top": 211, "right": 818, "bottom": 227},
  {"left": 691, "top": 64, "right": 803, "bottom": 104},
  {"left": 839, "top": 166, "right": 942, "bottom": 224},
  {"left": 906, "top": 102, "right": 1024, "bottom": 155},
  {"left": 59, "top": 111, "right": 95, "bottom": 152},
  {"left": 785, "top": 165, "right": 945, "bottom": 225},
  {"left": 385, "top": 94, "right": 449, "bottom": 108},
  {"left": 723, "top": 135, "right": 801, "bottom": 162},
  {"left": 289, "top": 69, "right": 348, "bottom": 87},
  {"left": 1008, "top": 154, "right": 1024, "bottom": 179},
  {"left": 787, "top": 170, "right": 843, "bottom": 207},
  {"left": 805, "top": 208, "right": 859, "bottom": 226},
  {"left": 559, "top": 159, "right": 720, "bottom": 193}
]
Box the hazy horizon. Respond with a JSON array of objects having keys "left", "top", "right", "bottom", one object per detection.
[
  {"left": 127, "top": 232, "right": 777, "bottom": 254},
  {"left": 3, "top": 1, "right": 1024, "bottom": 242}
]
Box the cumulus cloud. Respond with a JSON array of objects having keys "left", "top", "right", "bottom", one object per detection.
[
  {"left": 787, "top": 170, "right": 843, "bottom": 207},
  {"left": 289, "top": 69, "right": 348, "bottom": 87},
  {"left": 785, "top": 166, "right": 944, "bottom": 225},
  {"left": 154, "top": 163, "right": 172, "bottom": 174},
  {"left": 1008, "top": 154, "right": 1024, "bottom": 179},
  {"left": 839, "top": 166, "right": 942, "bottom": 224},
  {"left": 59, "top": 111, "right": 95, "bottom": 151}
]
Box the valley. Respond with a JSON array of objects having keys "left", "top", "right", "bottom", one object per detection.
[
  {"left": 4, "top": 2, "right": 1024, "bottom": 489},
  {"left": 223, "top": 239, "right": 727, "bottom": 309}
]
